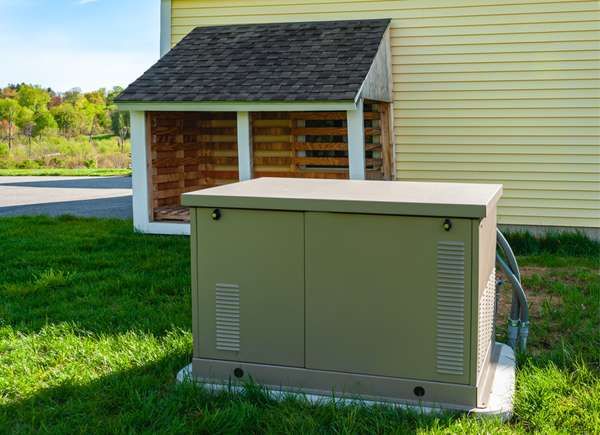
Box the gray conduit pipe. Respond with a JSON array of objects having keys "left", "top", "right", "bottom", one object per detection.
[
  {"left": 497, "top": 230, "right": 521, "bottom": 282},
  {"left": 496, "top": 229, "right": 529, "bottom": 352}
]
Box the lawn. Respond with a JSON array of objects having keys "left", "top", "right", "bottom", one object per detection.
[
  {"left": 0, "top": 216, "right": 598, "bottom": 433},
  {"left": 0, "top": 168, "right": 131, "bottom": 177}
]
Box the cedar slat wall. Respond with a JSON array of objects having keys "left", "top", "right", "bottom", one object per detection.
[
  {"left": 253, "top": 102, "right": 387, "bottom": 180},
  {"left": 149, "top": 112, "right": 239, "bottom": 222},
  {"left": 150, "top": 104, "right": 391, "bottom": 222}
]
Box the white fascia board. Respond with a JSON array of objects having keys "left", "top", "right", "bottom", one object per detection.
[
  {"left": 116, "top": 101, "right": 357, "bottom": 112},
  {"left": 160, "top": 0, "right": 172, "bottom": 57},
  {"left": 138, "top": 221, "right": 191, "bottom": 236},
  {"left": 356, "top": 26, "right": 393, "bottom": 103}
]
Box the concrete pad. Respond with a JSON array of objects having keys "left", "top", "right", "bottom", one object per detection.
[{"left": 176, "top": 342, "right": 515, "bottom": 420}]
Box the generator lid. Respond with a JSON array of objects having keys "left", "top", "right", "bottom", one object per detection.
[{"left": 181, "top": 178, "right": 502, "bottom": 218}]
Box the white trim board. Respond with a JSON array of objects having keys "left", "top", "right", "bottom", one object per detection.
[
  {"left": 160, "top": 0, "right": 172, "bottom": 57},
  {"left": 347, "top": 99, "right": 366, "bottom": 180},
  {"left": 138, "top": 221, "right": 190, "bottom": 236},
  {"left": 130, "top": 111, "right": 151, "bottom": 232},
  {"left": 236, "top": 112, "right": 253, "bottom": 181},
  {"left": 117, "top": 101, "right": 357, "bottom": 113}
]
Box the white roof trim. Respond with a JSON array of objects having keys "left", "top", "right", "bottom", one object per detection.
[
  {"left": 117, "top": 100, "right": 358, "bottom": 112},
  {"left": 356, "top": 26, "right": 393, "bottom": 103}
]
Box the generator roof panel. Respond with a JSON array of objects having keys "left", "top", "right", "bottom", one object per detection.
[
  {"left": 116, "top": 19, "right": 390, "bottom": 103},
  {"left": 182, "top": 178, "right": 503, "bottom": 218}
]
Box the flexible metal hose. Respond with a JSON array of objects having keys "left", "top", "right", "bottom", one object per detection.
[{"left": 496, "top": 229, "right": 529, "bottom": 351}]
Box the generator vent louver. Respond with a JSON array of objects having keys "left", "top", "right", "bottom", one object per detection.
[
  {"left": 436, "top": 241, "right": 465, "bottom": 375},
  {"left": 215, "top": 283, "right": 240, "bottom": 352},
  {"left": 478, "top": 269, "right": 497, "bottom": 376}
]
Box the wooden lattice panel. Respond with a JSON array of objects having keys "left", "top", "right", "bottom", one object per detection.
[
  {"left": 252, "top": 104, "right": 388, "bottom": 180},
  {"left": 148, "top": 112, "right": 239, "bottom": 220}
]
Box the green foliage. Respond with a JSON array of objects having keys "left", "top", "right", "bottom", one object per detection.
[
  {"left": 505, "top": 230, "right": 600, "bottom": 258},
  {"left": 0, "top": 168, "right": 131, "bottom": 176},
  {"left": 0, "top": 97, "right": 21, "bottom": 120},
  {"left": 50, "top": 102, "right": 80, "bottom": 136},
  {"left": 0, "top": 84, "right": 130, "bottom": 169},
  {"left": 83, "top": 158, "right": 97, "bottom": 169},
  {"left": 0, "top": 134, "right": 129, "bottom": 169},
  {"left": 15, "top": 159, "right": 41, "bottom": 169},
  {"left": 15, "top": 106, "right": 34, "bottom": 130},
  {"left": 17, "top": 84, "right": 51, "bottom": 113},
  {"left": 0, "top": 217, "right": 597, "bottom": 433},
  {"left": 0, "top": 142, "right": 8, "bottom": 158},
  {"left": 32, "top": 110, "right": 57, "bottom": 135}
]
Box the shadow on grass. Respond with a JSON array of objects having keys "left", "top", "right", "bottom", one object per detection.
[
  {"left": 0, "top": 216, "right": 190, "bottom": 337},
  {"left": 0, "top": 352, "right": 466, "bottom": 434}
]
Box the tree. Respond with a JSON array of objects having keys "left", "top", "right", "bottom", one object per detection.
[
  {"left": 17, "top": 85, "right": 51, "bottom": 113},
  {"left": 111, "top": 111, "right": 130, "bottom": 152},
  {"left": 63, "top": 88, "right": 82, "bottom": 105},
  {"left": 1, "top": 87, "right": 17, "bottom": 99},
  {"left": 51, "top": 103, "right": 80, "bottom": 136},
  {"left": 32, "top": 110, "right": 57, "bottom": 137},
  {"left": 0, "top": 99, "right": 22, "bottom": 149},
  {"left": 107, "top": 86, "right": 124, "bottom": 105},
  {"left": 78, "top": 99, "right": 104, "bottom": 142},
  {"left": 84, "top": 89, "right": 106, "bottom": 106},
  {"left": 16, "top": 107, "right": 35, "bottom": 153}
]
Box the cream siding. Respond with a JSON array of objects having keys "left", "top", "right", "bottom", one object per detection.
[{"left": 170, "top": 0, "right": 600, "bottom": 228}]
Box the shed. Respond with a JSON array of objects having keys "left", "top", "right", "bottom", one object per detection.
[{"left": 117, "top": 19, "right": 394, "bottom": 235}]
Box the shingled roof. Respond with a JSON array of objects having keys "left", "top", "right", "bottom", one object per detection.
[{"left": 117, "top": 19, "right": 391, "bottom": 103}]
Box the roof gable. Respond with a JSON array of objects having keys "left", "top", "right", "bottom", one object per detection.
[{"left": 117, "top": 19, "right": 391, "bottom": 103}]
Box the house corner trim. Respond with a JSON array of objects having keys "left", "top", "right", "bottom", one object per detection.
[{"left": 160, "top": 0, "right": 172, "bottom": 57}]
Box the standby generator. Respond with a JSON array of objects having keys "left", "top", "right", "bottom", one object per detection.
[{"left": 181, "top": 178, "right": 527, "bottom": 413}]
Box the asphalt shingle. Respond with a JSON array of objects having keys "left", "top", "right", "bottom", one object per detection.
[{"left": 117, "top": 19, "right": 390, "bottom": 103}]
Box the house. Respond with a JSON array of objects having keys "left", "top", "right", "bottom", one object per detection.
[{"left": 117, "top": 0, "right": 600, "bottom": 237}]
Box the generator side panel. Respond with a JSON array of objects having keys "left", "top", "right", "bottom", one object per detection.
[
  {"left": 193, "top": 207, "right": 305, "bottom": 367},
  {"left": 473, "top": 205, "right": 499, "bottom": 407},
  {"left": 305, "top": 212, "right": 473, "bottom": 388}
]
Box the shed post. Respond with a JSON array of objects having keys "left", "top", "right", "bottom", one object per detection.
[
  {"left": 130, "top": 111, "right": 151, "bottom": 232},
  {"left": 347, "top": 99, "right": 366, "bottom": 180},
  {"left": 237, "top": 111, "right": 253, "bottom": 181}
]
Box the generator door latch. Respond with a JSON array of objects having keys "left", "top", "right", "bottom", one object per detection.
[
  {"left": 443, "top": 218, "right": 452, "bottom": 231},
  {"left": 211, "top": 209, "right": 222, "bottom": 221}
]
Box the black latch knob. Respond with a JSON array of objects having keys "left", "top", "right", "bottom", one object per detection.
[
  {"left": 443, "top": 219, "right": 452, "bottom": 231},
  {"left": 211, "top": 209, "right": 221, "bottom": 220}
]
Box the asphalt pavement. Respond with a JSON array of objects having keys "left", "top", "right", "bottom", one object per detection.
[{"left": 0, "top": 176, "right": 133, "bottom": 218}]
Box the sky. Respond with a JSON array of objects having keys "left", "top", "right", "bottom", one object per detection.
[{"left": 0, "top": 0, "right": 160, "bottom": 93}]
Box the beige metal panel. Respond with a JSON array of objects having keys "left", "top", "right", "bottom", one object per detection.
[
  {"left": 192, "top": 357, "right": 478, "bottom": 408},
  {"left": 193, "top": 207, "right": 305, "bottom": 367},
  {"left": 304, "top": 212, "right": 473, "bottom": 385},
  {"left": 182, "top": 177, "right": 502, "bottom": 219}
]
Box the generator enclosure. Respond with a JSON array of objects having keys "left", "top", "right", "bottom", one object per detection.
[{"left": 182, "top": 178, "right": 503, "bottom": 409}]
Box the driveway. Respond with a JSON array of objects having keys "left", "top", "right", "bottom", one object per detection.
[{"left": 0, "top": 176, "right": 132, "bottom": 219}]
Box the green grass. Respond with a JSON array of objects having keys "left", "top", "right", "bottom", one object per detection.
[
  {"left": 0, "top": 216, "right": 598, "bottom": 434},
  {"left": 505, "top": 230, "right": 599, "bottom": 258},
  {"left": 0, "top": 168, "right": 131, "bottom": 177}
]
